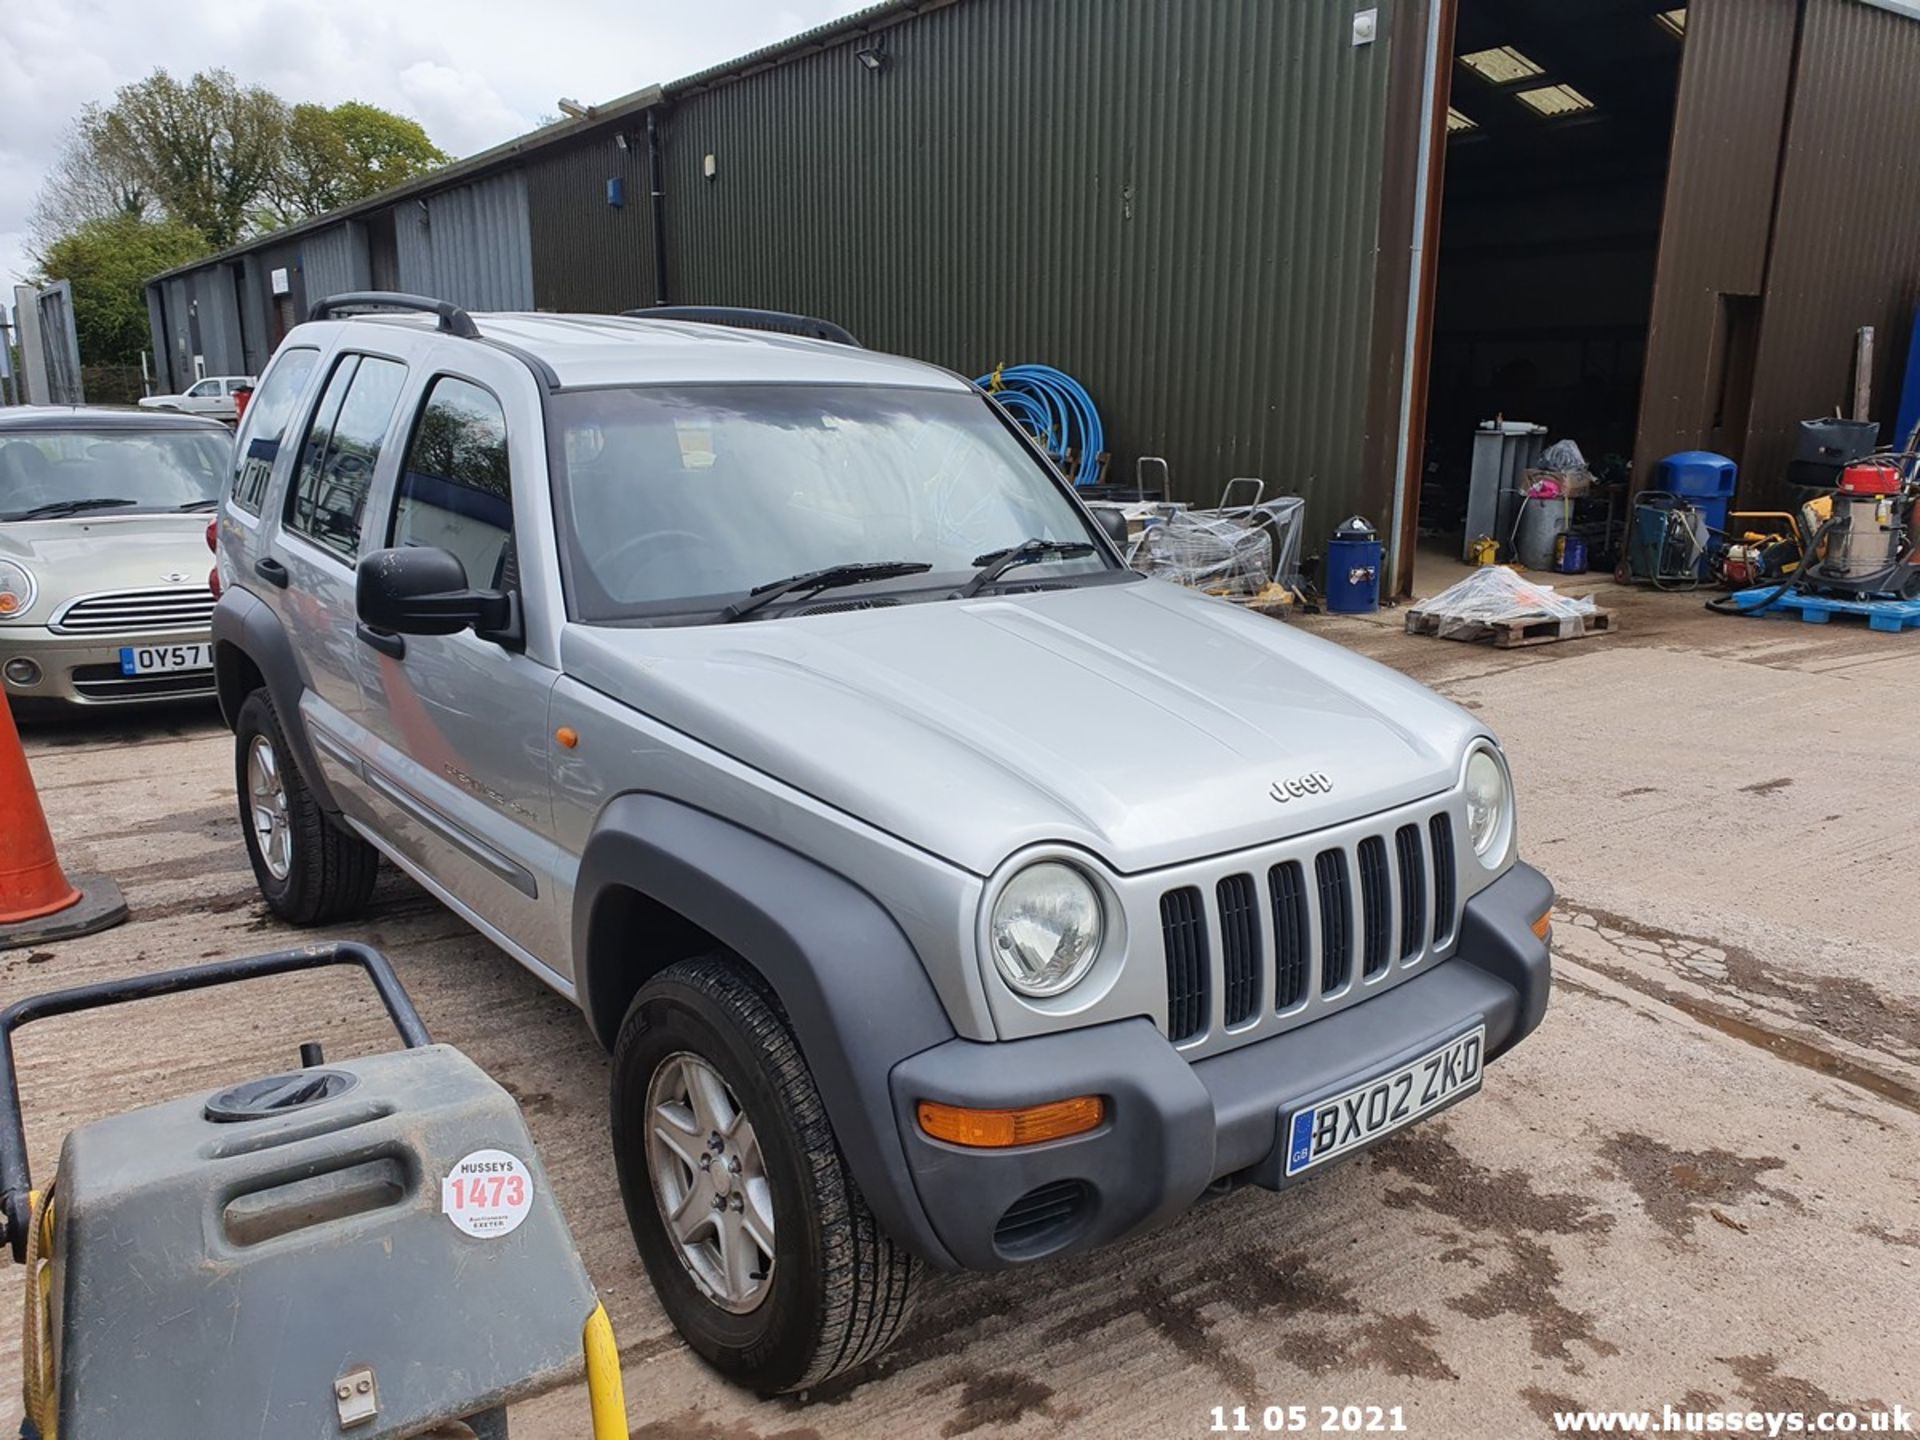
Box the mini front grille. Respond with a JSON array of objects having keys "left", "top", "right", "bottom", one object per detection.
[
  {"left": 1160, "top": 887, "right": 1210, "bottom": 1043},
  {"left": 1269, "top": 860, "right": 1311, "bottom": 1011},
  {"left": 70, "top": 664, "right": 216, "bottom": 702},
  {"left": 1315, "top": 849, "right": 1352, "bottom": 993},
  {"left": 1395, "top": 824, "right": 1427, "bottom": 960},
  {"left": 1216, "top": 874, "right": 1261, "bottom": 1025},
  {"left": 52, "top": 586, "right": 215, "bottom": 635},
  {"left": 1430, "top": 814, "right": 1457, "bottom": 946},
  {"left": 1156, "top": 796, "right": 1467, "bottom": 1055}
]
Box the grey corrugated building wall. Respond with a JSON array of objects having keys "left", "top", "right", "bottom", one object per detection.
[{"left": 394, "top": 172, "right": 536, "bottom": 311}]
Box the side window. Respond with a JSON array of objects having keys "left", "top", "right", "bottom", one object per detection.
[
  {"left": 285, "top": 354, "right": 407, "bottom": 562},
  {"left": 392, "top": 377, "right": 514, "bottom": 589},
  {"left": 187, "top": 379, "right": 219, "bottom": 398},
  {"left": 230, "top": 348, "right": 318, "bottom": 514}
]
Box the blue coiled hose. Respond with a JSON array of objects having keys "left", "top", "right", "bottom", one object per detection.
[{"left": 976, "top": 364, "right": 1105, "bottom": 486}]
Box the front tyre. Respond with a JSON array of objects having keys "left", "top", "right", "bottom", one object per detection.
[
  {"left": 233, "top": 689, "right": 378, "bottom": 925},
  {"left": 611, "top": 957, "right": 918, "bottom": 1394}
]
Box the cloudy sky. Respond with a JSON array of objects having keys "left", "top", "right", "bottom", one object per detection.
[{"left": 0, "top": 0, "right": 873, "bottom": 288}]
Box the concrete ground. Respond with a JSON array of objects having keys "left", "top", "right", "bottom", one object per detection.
[{"left": 4, "top": 569, "right": 1916, "bottom": 1440}]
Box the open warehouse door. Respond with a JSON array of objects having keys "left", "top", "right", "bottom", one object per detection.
[{"left": 1409, "top": 0, "right": 1687, "bottom": 577}]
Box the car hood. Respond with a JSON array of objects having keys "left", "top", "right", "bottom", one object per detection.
[
  {"left": 561, "top": 579, "right": 1485, "bottom": 876},
  {"left": 0, "top": 514, "right": 213, "bottom": 620}
]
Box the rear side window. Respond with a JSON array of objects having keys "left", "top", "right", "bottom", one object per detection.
[
  {"left": 392, "top": 377, "right": 515, "bottom": 589},
  {"left": 286, "top": 354, "right": 407, "bottom": 561},
  {"left": 230, "top": 347, "right": 318, "bottom": 513}
]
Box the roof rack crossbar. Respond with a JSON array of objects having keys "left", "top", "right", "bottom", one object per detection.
[
  {"left": 309, "top": 291, "right": 480, "bottom": 339},
  {"left": 623, "top": 305, "right": 860, "bottom": 348}
]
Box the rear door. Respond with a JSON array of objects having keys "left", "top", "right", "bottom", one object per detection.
[
  {"left": 262, "top": 345, "right": 412, "bottom": 818},
  {"left": 348, "top": 361, "right": 567, "bottom": 973}
]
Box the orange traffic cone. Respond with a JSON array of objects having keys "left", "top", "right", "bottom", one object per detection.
[{"left": 0, "top": 694, "right": 126, "bottom": 948}]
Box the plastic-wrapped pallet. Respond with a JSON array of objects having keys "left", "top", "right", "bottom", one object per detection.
[
  {"left": 1411, "top": 565, "right": 1595, "bottom": 640},
  {"left": 1132, "top": 509, "right": 1274, "bottom": 596}
]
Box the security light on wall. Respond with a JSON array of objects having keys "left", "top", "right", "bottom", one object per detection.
[{"left": 855, "top": 38, "right": 888, "bottom": 71}]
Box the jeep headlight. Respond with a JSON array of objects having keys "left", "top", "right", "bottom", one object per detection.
[
  {"left": 990, "top": 862, "right": 1103, "bottom": 997},
  {"left": 0, "top": 562, "right": 36, "bottom": 621},
  {"left": 1465, "top": 748, "right": 1512, "bottom": 866}
]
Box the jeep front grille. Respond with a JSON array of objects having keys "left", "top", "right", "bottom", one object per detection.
[
  {"left": 1155, "top": 800, "right": 1465, "bottom": 1054},
  {"left": 51, "top": 586, "right": 215, "bottom": 635},
  {"left": 1160, "top": 887, "right": 1209, "bottom": 1043}
]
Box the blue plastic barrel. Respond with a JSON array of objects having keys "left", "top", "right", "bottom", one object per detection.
[
  {"left": 1656, "top": 452, "right": 1737, "bottom": 571},
  {"left": 1326, "top": 516, "right": 1383, "bottom": 614}
]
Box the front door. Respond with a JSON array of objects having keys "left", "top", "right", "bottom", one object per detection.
[{"left": 349, "top": 370, "right": 566, "bottom": 975}]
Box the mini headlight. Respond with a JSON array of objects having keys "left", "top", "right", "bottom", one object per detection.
[
  {"left": 1465, "top": 748, "right": 1511, "bottom": 865},
  {"left": 990, "top": 862, "right": 1104, "bottom": 997},
  {"left": 0, "top": 562, "right": 36, "bottom": 621}
]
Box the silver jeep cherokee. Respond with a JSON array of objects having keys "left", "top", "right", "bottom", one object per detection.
[{"left": 214, "top": 294, "right": 1553, "bottom": 1394}]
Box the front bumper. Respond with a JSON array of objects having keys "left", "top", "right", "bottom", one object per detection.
[
  {"left": 0, "top": 627, "right": 217, "bottom": 706},
  {"left": 889, "top": 861, "right": 1553, "bottom": 1270}
]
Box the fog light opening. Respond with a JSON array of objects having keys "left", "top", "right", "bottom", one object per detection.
[
  {"left": 4, "top": 658, "right": 42, "bottom": 687},
  {"left": 916, "top": 1095, "right": 1105, "bottom": 1149}
]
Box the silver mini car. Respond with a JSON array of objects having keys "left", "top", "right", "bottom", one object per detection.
[
  {"left": 215, "top": 295, "right": 1554, "bottom": 1395},
  {"left": 0, "top": 407, "right": 228, "bottom": 706}
]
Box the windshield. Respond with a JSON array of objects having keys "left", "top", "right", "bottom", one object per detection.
[
  {"left": 553, "top": 384, "right": 1111, "bottom": 620},
  {"left": 0, "top": 428, "right": 230, "bottom": 521}
]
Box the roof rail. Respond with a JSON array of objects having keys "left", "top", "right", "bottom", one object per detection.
[
  {"left": 309, "top": 291, "right": 480, "bottom": 339},
  {"left": 623, "top": 305, "right": 861, "bottom": 348}
]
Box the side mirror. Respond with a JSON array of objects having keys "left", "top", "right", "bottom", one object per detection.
[
  {"left": 356, "top": 546, "right": 517, "bottom": 641},
  {"left": 1092, "top": 506, "right": 1131, "bottom": 550}
]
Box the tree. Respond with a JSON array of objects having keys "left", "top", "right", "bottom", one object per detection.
[
  {"left": 98, "top": 69, "right": 290, "bottom": 250},
  {"left": 36, "top": 214, "right": 210, "bottom": 364},
  {"left": 269, "top": 102, "right": 448, "bottom": 222},
  {"left": 24, "top": 105, "right": 155, "bottom": 265}
]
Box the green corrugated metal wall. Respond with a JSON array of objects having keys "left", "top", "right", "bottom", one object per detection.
[{"left": 645, "top": 0, "right": 1413, "bottom": 532}]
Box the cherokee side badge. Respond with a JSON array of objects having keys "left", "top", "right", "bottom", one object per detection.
[{"left": 1270, "top": 772, "right": 1332, "bottom": 804}]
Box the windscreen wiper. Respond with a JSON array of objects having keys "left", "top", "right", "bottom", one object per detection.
[
  {"left": 5, "top": 497, "right": 138, "bottom": 521},
  {"left": 721, "top": 560, "right": 933, "bottom": 622},
  {"left": 953, "top": 538, "right": 1095, "bottom": 599},
  {"left": 177, "top": 499, "right": 220, "bottom": 512}
]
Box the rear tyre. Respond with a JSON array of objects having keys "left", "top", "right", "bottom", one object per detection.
[
  {"left": 610, "top": 956, "right": 918, "bottom": 1394},
  {"left": 234, "top": 688, "right": 378, "bottom": 925}
]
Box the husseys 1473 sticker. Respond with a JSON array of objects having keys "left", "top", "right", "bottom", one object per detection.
[{"left": 442, "top": 1148, "right": 534, "bottom": 1238}]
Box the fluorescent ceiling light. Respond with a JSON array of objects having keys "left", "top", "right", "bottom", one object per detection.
[
  {"left": 1515, "top": 83, "right": 1596, "bottom": 117},
  {"left": 1446, "top": 107, "right": 1479, "bottom": 134},
  {"left": 1458, "top": 46, "right": 1545, "bottom": 85},
  {"left": 1657, "top": 8, "right": 1687, "bottom": 37}
]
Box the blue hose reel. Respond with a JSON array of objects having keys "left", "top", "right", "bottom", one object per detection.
[{"left": 977, "top": 364, "right": 1105, "bottom": 486}]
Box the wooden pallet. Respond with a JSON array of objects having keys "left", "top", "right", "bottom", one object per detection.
[
  {"left": 1405, "top": 607, "right": 1614, "bottom": 648},
  {"left": 1726, "top": 587, "right": 1920, "bottom": 633}
]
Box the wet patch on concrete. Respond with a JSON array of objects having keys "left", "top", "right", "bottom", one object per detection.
[
  {"left": 1563, "top": 902, "right": 1920, "bottom": 1062},
  {"left": 1273, "top": 1312, "right": 1457, "bottom": 1382},
  {"left": 1560, "top": 922, "right": 1920, "bottom": 1117},
  {"left": 1192, "top": 1248, "right": 1362, "bottom": 1320},
  {"left": 1721, "top": 1353, "right": 1867, "bottom": 1418},
  {"left": 1048, "top": 1275, "right": 1260, "bottom": 1397},
  {"left": 628, "top": 1408, "right": 824, "bottom": 1440},
  {"left": 918, "top": 1367, "right": 1059, "bottom": 1437},
  {"left": 1374, "top": 1128, "right": 1613, "bottom": 1238},
  {"left": 1600, "top": 1132, "right": 1802, "bottom": 1240},
  {"left": 1738, "top": 777, "right": 1793, "bottom": 796},
  {"left": 1858, "top": 1221, "right": 1920, "bottom": 1251},
  {"left": 1449, "top": 1234, "right": 1618, "bottom": 1368},
  {"left": 1279, "top": 1327, "right": 1351, "bottom": 1376},
  {"left": 1521, "top": 1387, "right": 1585, "bottom": 1429}
]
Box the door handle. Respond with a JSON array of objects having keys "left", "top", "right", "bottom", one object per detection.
[
  {"left": 253, "top": 557, "right": 289, "bottom": 588},
  {"left": 355, "top": 622, "right": 405, "bottom": 660}
]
